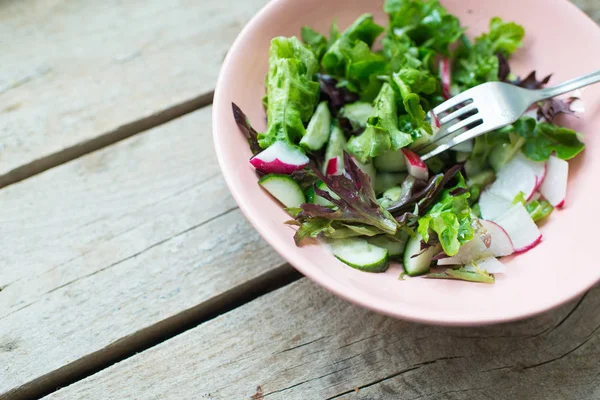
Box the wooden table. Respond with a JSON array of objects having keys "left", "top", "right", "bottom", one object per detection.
[{"left": 1, "top": 1, "right": 599, "bottom": 399}]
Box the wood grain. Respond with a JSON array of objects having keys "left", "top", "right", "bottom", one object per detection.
[
  {"left": 0, "top": 0, "right": 267, "bottom": 187},
  {"left": 45, "top": 280, "right": 600, "bottom": 400},
  {"left": 0, "top": 107, "right": 289, "bottom": 399}
]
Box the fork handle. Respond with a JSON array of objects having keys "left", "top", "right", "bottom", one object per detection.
[{"left": 535, "top": 69, "right": 600, "bottom": 101}]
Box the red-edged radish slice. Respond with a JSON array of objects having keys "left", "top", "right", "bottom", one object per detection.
[
  {"left": 480, "top": 220, "right": 514, "bottom": 257},
  {"left": 437, "top": 219, "right": 514, "bottom": 266},
  {"left": 250, "top": 141, "right": 309, "bottom": 174},
  {"left": 402, "top": 149, "right": 428, "bottom": 181},
  {"left": 539, "top": 155, "right": 568, "bottom": 207},
  {"left": 495, "top": 203, "right": 542, "bottom": 253},
  {"left": 464, "top": 257, "right": 506, "bottom": 274},
  {"left": 479, "top": 190, "right": 513, "bottom": 221},
  {"left": 437, "top": 235, "right": 488, "bottom": 266},
  {"left": 492, "top": 152, "right": 546, "bottom": 201},
  {"left": 529, "top": 192, "right": 541, "bottom": 202},
  {"left": 439, "top": 58, "right": 451, "bottom": 100},
  {"left": 530, "top": 163, "right": 547, "bottom": 199},
  {"left": 325, "top": 156, "right": 343, "bottom": 176}
]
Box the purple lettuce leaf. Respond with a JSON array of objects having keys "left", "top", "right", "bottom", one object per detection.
[
  {"left": 232, "top": 102, "right": 262, "bottom": 155},
  {"left": 293, "top": 153, "right": 398, "bottom": 243},
  {"left": 318, "top": 74, "right": 360, "bottom": 114}
]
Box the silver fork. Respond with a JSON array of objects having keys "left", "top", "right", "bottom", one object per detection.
[{"left": 417, "top": 69, "right": 600, "bottom": 160}]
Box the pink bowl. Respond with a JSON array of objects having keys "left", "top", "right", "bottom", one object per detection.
[{"left": 213, "top": 0, "right": 600, "bottom": 325}]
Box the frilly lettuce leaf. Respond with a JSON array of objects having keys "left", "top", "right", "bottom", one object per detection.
[
  {"left": 259, "top": 37, "right": 320, "bottom": 148},
  {"left": 392, "top": 69, "right": 437, "bottom": 137},
  {"left": 347, "top": 83, "right": 412, "bottom": 162},
  {"left": 454, "top": 17, "right": 525, "bottom": 90},
  {"left": 417, "top": 173, "right": 474, "bottom": 256},
  {"left": 321, "top": 14, "right": 387, "bottom": 101},
  {"left": 301, "top": 26, "right": 328, "bottom": 61},
  {"left": 384, "top": 0, "right": 464, "bottom": 55}
]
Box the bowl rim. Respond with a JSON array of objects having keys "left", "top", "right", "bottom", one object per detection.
[{"left": 213, "top": 0, "right": 600, "bottom": 326}]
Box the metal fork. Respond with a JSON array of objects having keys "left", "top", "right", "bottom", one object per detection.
[{"left": 417, "top": 69, "right": 600, "bottom": 160}]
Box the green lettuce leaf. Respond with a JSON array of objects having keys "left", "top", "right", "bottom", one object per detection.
[
  {"left": 259, "top": 37, "right": 320, "bottom": 148},
  {"left": 519, "top": 120, "right": 585, "bottom": 161},
  {"left": 417, "top": 173, "right": 474, "bottom": 256},
  {"left": 512, "top": 191, "right": 554, "bottom": 222},
  {"left": 347, "top": 82, "right": 412, "bottom": 162},
  {"left": 322, "top": 14, "right": 387, "bottom": 101},
  {"left": 301, "top": 26, "right": 328, "bottom": 61},
  {"left": 391, "top": 69, "right": 437, "bottom": 139},
  {"left": 384, "top": 0, "right": 464, "bottom": 55},
  {"left": 454, "top": 18, "right": 525, "bottom": 90}
]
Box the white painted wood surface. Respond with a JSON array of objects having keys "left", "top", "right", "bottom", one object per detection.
[
  {"left": 0, "top": 0, "right": 267, "bottom": 185},
  {"left": 0, "top": 108, "right": 287, "bottom": 398},
  {"left": 45, "top": 279, "right": 600, "bottom": 400}
]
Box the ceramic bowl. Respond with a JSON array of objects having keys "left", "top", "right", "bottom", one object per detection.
[{"left": 213, "top": 0, "right": 600, "bottom": 325}]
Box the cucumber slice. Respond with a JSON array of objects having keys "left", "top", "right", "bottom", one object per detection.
[
  {"left": 300, "top": 102, "right": 331, "bottom": 151},
  {"left": 374, "top": 172, "right": 408, "bottom": 195},
  {"left": 378, "top": 186, "right": 404, "bottom": 209},
  {"left": 367, "top": 233, "right": 408, "bottom": 258},
  {"left": 306, "top": 181, "right": 337, "bottom": 207},
  {"left": 258, "top": 174, "right": 306, "bottom": 208},
  {"left": 403, "top": 234, "right": 437, "bottom": 276},
  {"left": 374, "top": 150, "right": 408, "bottom": 172},
  {"left": 323, "top": 125, "right": 347, "bottom": 174},
  {"left": 329, "top": 238, "right": 389, "bottom": 273},
  {"left": 339, "top": 102, "right": 374, "bottom": 129}
]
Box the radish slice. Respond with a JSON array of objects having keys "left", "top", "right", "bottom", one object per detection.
[
  {"left": 326, "top": 156, "right": 343, "bottom": 176},
  {"left": 529, "top": 192, "right": 541, "bottom": 202},
  {"left": 437, "top": 219, "right": 514, "bottom": 266},
  {"left": 480, "top": 220, "right": 514, "bottom": 257},
  {"left": 250, "top": 141, "right": 309, "bottom": 174},
  {"left": 464, "top": 257, "right": 506, "bottom": 274},
  {"left": 439, "top": 58, "right": 451, "bottom": 100},
  {"left": 479, "top": 191, "right": 513, "bottom": 221},
  {"left": 539, "top": 155, "right": 568, "bottom": 207},
  {"left": 492, "top": 152, "right": 546, "bottom": 201},
  {"left": 402, "top": 149, "right": 428, "bottom": 181},
  {"left": 480, "top": 153, "right": 546, "bottom": 218},
  {"left": 495, "top": 203, "right": 542, "bottom": 253}
]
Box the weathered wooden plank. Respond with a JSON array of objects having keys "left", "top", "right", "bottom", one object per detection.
[
  {"left": 0, "top": 0, "right": 267, "bottom": 187},
  {"left": 572, "top": 0, "right": 600, "bottom": 23},
  {"left": 0, "top": 107, "right": 290, "bottom": 399},
  {"left": 45, "top": 280, "right": 600, "bottom": 400}
]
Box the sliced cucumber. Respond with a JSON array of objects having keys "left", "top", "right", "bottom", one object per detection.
[
  {"left": 403, "top": 234, "right": 437, "bottom": 276},
  {"left": 258, "top": 174, "right": 306, "bottom": 208},
  {"left": 368, "top": 232, "right": 408, "bottom": 258},
  {"left": 306, "top": 180, "right": 337, "bottom": 207},
  {"left": 323, "top": 125, "right": 347, "bottom": 174},
  {"left": 339, "top": 102, "right": 374, "bottom": 129},
  {"left": 300, "top": 102, "right": 331, "bottom": 151},
  {"left": 329, "top": 238, "right": 389, "bottom": 273},
  {"left": 374, "top": 150, "right": 407, "bottom": 172},
  {"left": 375, "top": 172, "right": 408, "bottom": 195},
  {"left": 378, "top": 186, "right": 404, "bottom": 209}
]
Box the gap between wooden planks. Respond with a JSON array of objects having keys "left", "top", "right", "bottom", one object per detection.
[
  {"left": 0, "top": 107, "right": 299, "bottom": 400},
  {"left": 43, "top": 279, "right": 600, "bottom": 400},
  {"left": 0, "top": 0, "right": 267, "bottom": 189}
]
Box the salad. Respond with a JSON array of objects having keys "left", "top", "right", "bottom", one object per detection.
[{"left": 232, "top": 0, "right": 585, "bottom": 284}]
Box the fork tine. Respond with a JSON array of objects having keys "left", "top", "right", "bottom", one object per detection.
[
  {"left": 419, "top": 124, "right": 489, "bottom": 161},
  {"left": 439, "top": 104, "right": 478, "bottom": 125},
  {"left": 445, "top": 114, "right": 483, "bottom": 134},
  {"left": 432, "top": 92, "right": 473, "bottom": 115}
]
